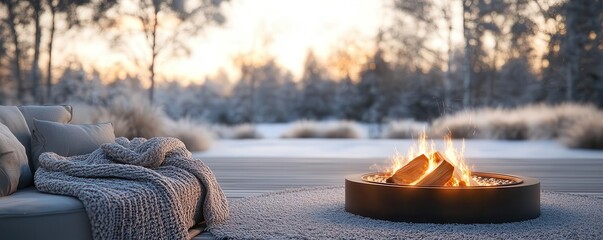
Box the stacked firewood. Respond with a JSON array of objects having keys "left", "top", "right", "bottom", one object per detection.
[{"left": 386, "top": 152, "right": 477, "bottom": 186}]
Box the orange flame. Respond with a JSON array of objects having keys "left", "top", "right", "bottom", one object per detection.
[{"left": 382, "top": 130, "right": 477, "bottom": 187}]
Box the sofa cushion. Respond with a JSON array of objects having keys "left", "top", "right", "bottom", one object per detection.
[
  {"left": 31, "top": 120, "right": 115, "bottom": 171},
  {"left": 18, "top": 105, "right": 73, "bottom": 173},
  {"left": 0, "top": 187, "right": 91, "bottom": 239},
  {"left": 0, "top": 106, "right": 32, "bottom": 161},
  {"left": 18, "top": 105, "right": 73, "bottom": 131},
  {"left": 0, "top": 122, "right": 31, "bottom": 196}
]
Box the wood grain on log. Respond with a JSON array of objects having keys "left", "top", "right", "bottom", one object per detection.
[
  {"left": 386, "top": 154, "right": 429, "bottom": 185},
  {"left": 432, "top": 152, "right": 446, "bottom": 164},
  {"left": 415, "top": 157, "right": 454, "bottom": 186}
]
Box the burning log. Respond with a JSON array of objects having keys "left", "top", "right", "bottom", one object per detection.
[
  {"left": 386, "top": 154, "right": 429, "bottom": 185},
  {"left": 415, "top": 157, "right": 454, "bottom": 186},
  {"left": 434, "top": 151, "right": 479, "bottom": 186},
  {"left": 385, "top": 151, "right": 477, "bottom": 187},
  {"left": 452, "top": 168, "right": 479, "bottom": 186}
]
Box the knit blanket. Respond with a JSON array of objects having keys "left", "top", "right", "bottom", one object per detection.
[{"left": 34, "top": 137, "right": 228, "bottom": 240}]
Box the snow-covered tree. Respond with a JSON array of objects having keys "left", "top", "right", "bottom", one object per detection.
[
  {"left": 332, "top": 77, "right": 361, "bottom": 120},
  {"left": 299, "top": 51, "right": 336, "bottom": 120},
  {"left": 52, "top": 68, "right": 107, "bottom": 105}
]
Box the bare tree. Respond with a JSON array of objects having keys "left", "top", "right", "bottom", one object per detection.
[
  {"left": 388, "top": 0, "right": 460, "bottom": 109},
  {"left": 113, "top": 0, "right": 228, "bottom": 103},
  {"left": 1, "top": 0, "right": 25, "bottom": 101},
  {"left": 462, "top": 0, "right": 474, "bottom": 108},
  {"left": 45, "top": 0, "right": 117, "bottom": 103},
  {"left": 387, "top": 0, "right": 439, "bottom": 70},
  {"left": 46, "top": 0, "right": 57, "bottom": 102},
  {"left": 561, "top": 0, "right": 603, "bottom": 102},
  {"left": 538, "top": 0, "right": 603, "bottom": 103},
  {"left": 441, "top": 0, "right": 454, "bottom": 108},
  {"left": 29, "top": 0, "right": 43, "bottom": 103}
]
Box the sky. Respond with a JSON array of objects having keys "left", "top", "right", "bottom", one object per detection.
[{"left": 54, "top": 0, "right": 389, "bottom": 85}]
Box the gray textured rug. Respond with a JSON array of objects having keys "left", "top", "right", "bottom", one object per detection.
[{"left": 209, "top": 186, "right": 603, "bottom": 239}]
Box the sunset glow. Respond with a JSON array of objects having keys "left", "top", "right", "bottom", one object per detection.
[{"left": 51, "top": 0, "right": 387, "bottom": 85}]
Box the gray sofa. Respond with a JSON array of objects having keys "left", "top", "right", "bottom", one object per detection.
[
  {"left": 0, "top": 105, "right": 93, "bottom": 239},
  {"left": 0, "top": 106, "right": 212, "bottom": 239}
]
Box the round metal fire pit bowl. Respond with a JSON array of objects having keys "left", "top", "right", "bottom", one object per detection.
[{"left": 345, "top": 172, "right": 540, "bottom": 223}]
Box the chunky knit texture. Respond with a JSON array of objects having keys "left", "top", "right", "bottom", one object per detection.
[{"left": 35, "top": 137, "right": 228, "bottom": 240}]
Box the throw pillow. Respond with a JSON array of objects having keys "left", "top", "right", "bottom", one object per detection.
[
  {"left": 0, "top": 122, "right": 31, "bottom": 196},
  {"left": 18, "top": 105, "right": 73, "bottom": 132},
  {"left": 0, "top": 106, "right": 32, "bottom": 160},
  {"left": 18, "top": 105, "right": 73, "bottom": 173},
  {"left": 31, "top": 119, "right": 115, "bottom": 171}
]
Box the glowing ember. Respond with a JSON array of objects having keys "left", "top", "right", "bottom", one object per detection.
[{"left": 372, "top": 130, "right": 480, "bottom": 187}]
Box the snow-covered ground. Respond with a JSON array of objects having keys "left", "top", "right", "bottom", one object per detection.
[
  {"left": 196, "top": 124, "right": 603, "bottom": 197},
  {"left": 255, "top": 124, "right": 293, "bottom": 138},
  {"left": 196, "top": 139, "right": 603, "bottom": 160},
  {"left": 196, "top": 123, "right": 603, "bottom": 160},
  {"left": 255, "top": 123, "right": 380, "bottom": 138}
]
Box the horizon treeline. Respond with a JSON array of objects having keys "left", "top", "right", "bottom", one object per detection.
[{"left": 0, "top": 0, "right": 602, "bottom": 124}]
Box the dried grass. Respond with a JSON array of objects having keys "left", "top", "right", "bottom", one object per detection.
[
  {"left": 560, "top": 114, "right": 603, "bottom": 149},
  {"left": 519, "top": 103, "right": 599, "bottom": 140},
  {"left": 486, "top": 116, "right": 529, "bottom": 140},
  {"left": 281, "top": 120, "right": 364, "bottom": 139},
  {"left": 229, "top": 124, "right": 263, "bottom": 139},
  {"left": 105, "top": 97, "right": 167, "bottom": 139},
  {"left": 281, "top": 120, "right": 322, "bottom": 138},
  {"left": 164, "top": 118, "right": 213, "bottom": 151},
  {"left": 431, "top": 103, "right": 603, "bottom": 143},
  {"left": 520, "top": 104, "right": 561, "bottom": 140},
  {"left": 69, "top": 98, "right": 214, "bottom": 151},
  {"left": 70, "top": 103, "right": 111, "bottom": 124},
  {"left": 323, "top": 121, "right": 364, "bottom": 139},
  {"left": 430, "top": 111, "right": 484, "bottom": 139},
  {"left": 209, "top": 124, "right": 263, "bottom": 139},
  {"left": 382, "top": 119, "right": 428, "bottom": 139}
]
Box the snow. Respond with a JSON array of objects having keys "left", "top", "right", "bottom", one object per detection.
[
  {"left": 195, "top": 139, "right": 603, "bottom": 160},
  {"left": 196, "top": 123, "right": 603, "bottom": 160},
  {"left": 255, "top": 123, "right": 292, "bottom": 138},
  {"left": 255, "top": 123, "right": 378, "bottom": 139}
]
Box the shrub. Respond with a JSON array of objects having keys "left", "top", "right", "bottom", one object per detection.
[
  {"left": 561, "top": 114, "right": 603, "bottom": 149},
  {"left": 323, "top": 121, "right": 364, "bottom": 139},
  {"left": 164, "top": 118, "right": 213, "bottom": 151},
  {"left": 209, "top": 124, "right": 263, "bottom": 139},
  {"left": 520, "top": 104, "right": 560, "bottom": 140},
  {"left": 105, "top": 96, "right": 167, "bottom": 139},
  {"left": 430, "top": 111, "right": 484, "bottom": 139},
  {"left": 69, "top": 99, "right": 214, "bottom": 151},
  {"left": 517, "top": 103, "right": 598, "bottom": 140},
  {"left": 431, "top": 103, "right": 603, "bottom": 142},
  {"left": 281, "top": 120, "right": 364, "bottom": 139},
  {"left": 228, "top": 124, "right": 263, "bottom": 139},
  {"left": 483, "top": 116, "right": 528, "bottom": 140},
  {"left": 70, "top": 103, "right": 110, "bottom": 124},
  {"left": 281, "top": 120, "right": 322, "bottom": 138},
  {"left": 382, "top": 119, "right": 428, "bottom": 139}
]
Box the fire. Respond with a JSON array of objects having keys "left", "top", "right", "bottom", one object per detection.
[{"left": 381, "top": 130, "right": 478, "bottom": 187}]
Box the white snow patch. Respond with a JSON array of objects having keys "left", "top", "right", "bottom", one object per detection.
[
  {"left": 255, "top": 123, "right": 292, "bottom": 138},
  {"left": 195, "top": 139, "right": 603, "bottom": 160}
]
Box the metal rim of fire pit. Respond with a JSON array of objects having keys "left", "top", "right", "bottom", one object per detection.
[
  {"left": 345, "top": 172, "right": 540, "bottom": 224},
  {"left": 361, "top": 172, "right": 524, "bottom": 187}
]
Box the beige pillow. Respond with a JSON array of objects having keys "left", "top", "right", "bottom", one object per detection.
[
  {"left": 0, "top": 122, "right": 30, "bottom": 196},
  {"left": 18, "top": 105, "right": 72, "bottom": 131}
]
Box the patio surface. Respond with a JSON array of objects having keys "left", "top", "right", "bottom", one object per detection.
[
  {"left": 194, "top": 139, "right": 603, "bottom": 198},
  {"left": 193, "top": 139, "right": 603, "bottom": 239}
]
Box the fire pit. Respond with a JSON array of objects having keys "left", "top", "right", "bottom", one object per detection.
[{"left": 345, "top": 132, "right": 540, "bottom": 223}]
